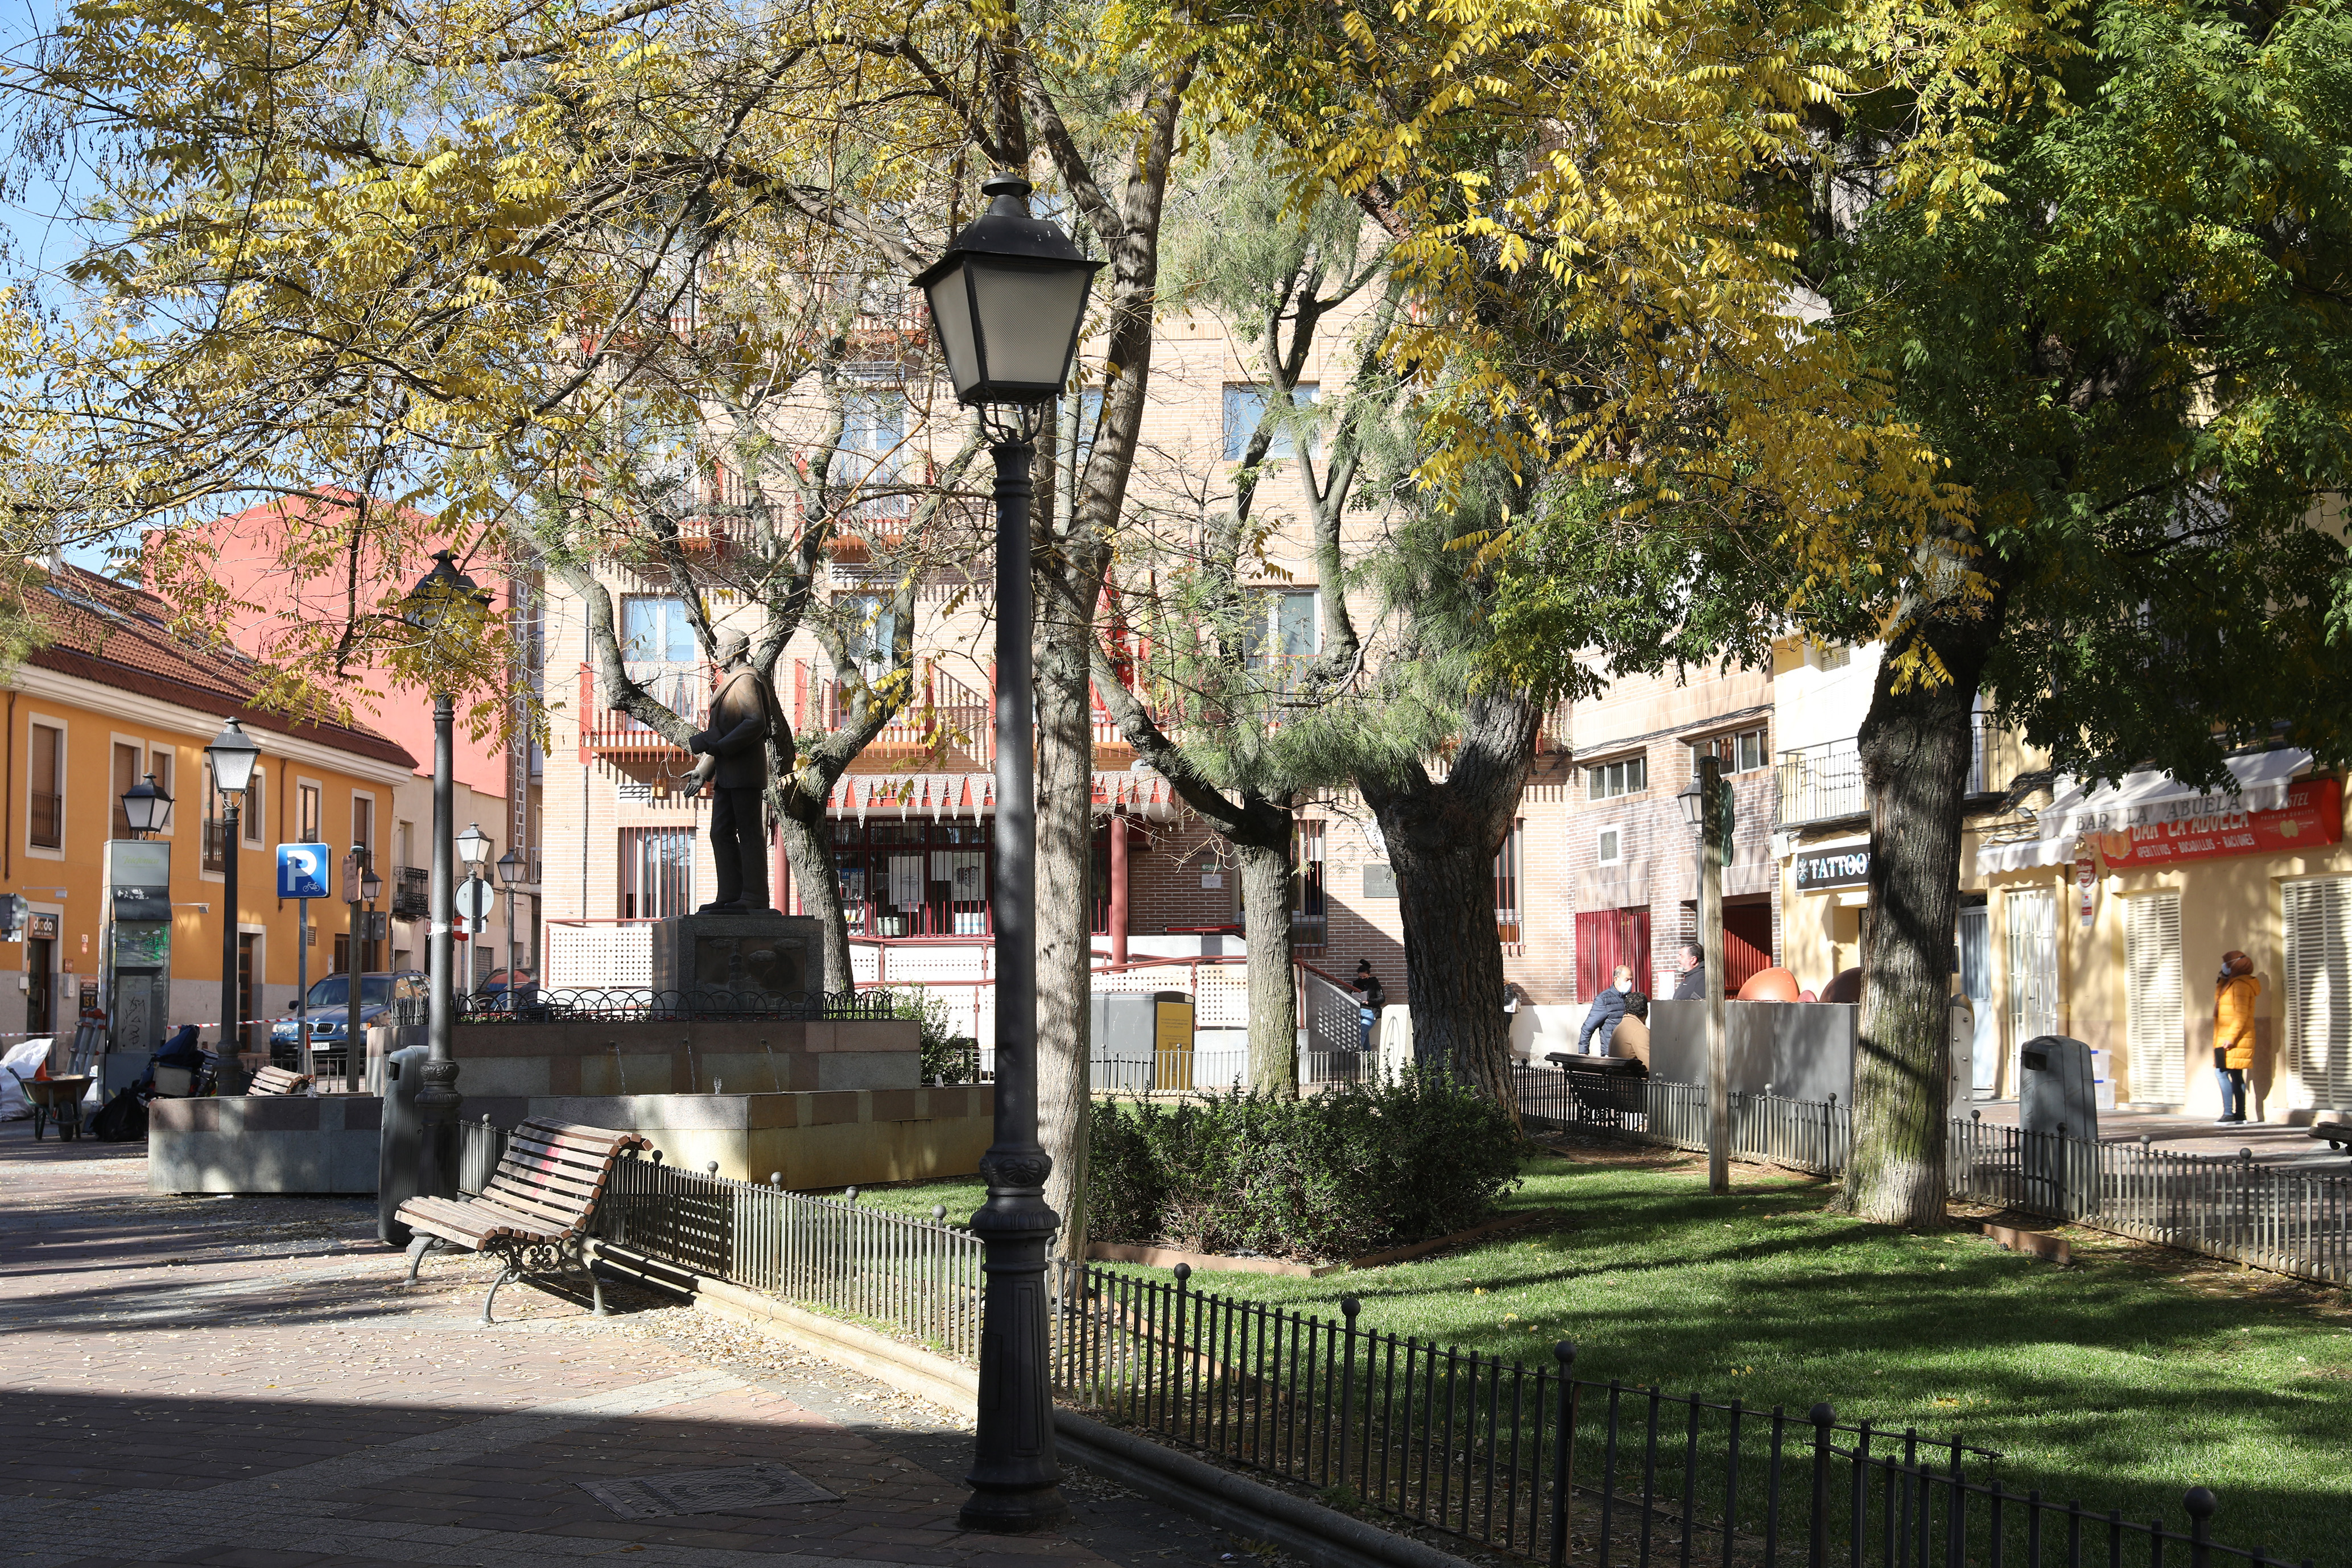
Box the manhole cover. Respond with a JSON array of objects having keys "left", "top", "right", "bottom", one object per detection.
[{"left": 578, "top": 1463, "right": 840, "bottom": 1519}]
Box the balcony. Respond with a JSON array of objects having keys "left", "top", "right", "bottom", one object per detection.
[
  {"left": 393, "top": 866, "right": 430, "bottom": 920},
  {"left": 27, "top": 790, "right": 59, "bottom": 849},
  {"left": 1775, "top": 717, "right": 2042, "bottom": 828}
]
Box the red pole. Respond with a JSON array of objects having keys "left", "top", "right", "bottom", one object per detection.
[{"left": 1108, "top": 811, "right": 1130, "bottom": 967}]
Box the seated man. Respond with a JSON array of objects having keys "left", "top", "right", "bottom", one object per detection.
[{"left": 1576, "top": 965, "right": 1636, "bottom": 1055}]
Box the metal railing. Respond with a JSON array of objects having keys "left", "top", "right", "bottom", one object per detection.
[
  {"left": 27, "top": 789, "right": 60, "bottom": 848},
  {"left": 1777, "top": 718, "right": 2041, "bottom": 827},
  {"left": 393, "top": 866, "right": 429, "bottom": 919},
  {"left": 1516, "top": 1066, "right": 1851, "bottom": 1177},
  {"left": 1948, "top": 1115, "right": 2352, "bottom": 1285},
  {"left": 1521, "top": 1063, "right": 2351, "bottom": 1287},
  {"left": 454, "top": 986, "right": 897, "bottom": 1023},
  {"left": 588, "top": 1148, "right": 2287, "bottom": 1568},
  {"left": 598, "top": 1151, "right": 984, "bottom": 1358}
]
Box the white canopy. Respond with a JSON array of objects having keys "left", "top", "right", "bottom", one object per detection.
[{"left": 1974, "top": 749, "right": 2310, "bottom": 874}]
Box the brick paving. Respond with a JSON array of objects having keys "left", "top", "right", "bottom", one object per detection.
[{"left": 0, "top": 1129, "right": 1255, "bottom": 1568}]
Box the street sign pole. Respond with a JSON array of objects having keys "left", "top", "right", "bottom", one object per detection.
[
  {"left": 296, "top": 898, "right": 310, "bottom": 1081},
  {"left": 277, "top": 844, "right": 332, "bottom": 1086}
]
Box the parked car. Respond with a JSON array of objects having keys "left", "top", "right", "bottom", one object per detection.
[{"left": 270, "top": 971, "right": 428, "bottom": 1049}]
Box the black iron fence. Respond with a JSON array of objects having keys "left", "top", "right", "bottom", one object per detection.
[
  {"left": 455, "top": 986, "right": 897, "bottom": 1024},
  {"left": 1519, "top": 1063, "right": 2352, "bottom": 1288},
  {"left": 582, "top": 1150, "right": 2292, "bottom": 1568}
]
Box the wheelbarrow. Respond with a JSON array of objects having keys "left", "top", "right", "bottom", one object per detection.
[{"left": 7, "top": 1070, "right": 92, "bottom": 1140}]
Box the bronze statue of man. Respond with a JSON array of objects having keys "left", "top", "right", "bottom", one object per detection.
[{"left": 687, "top": 630, "right": 787, "bottom": 913}]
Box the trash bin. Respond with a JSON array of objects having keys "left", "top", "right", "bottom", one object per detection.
[{"left": 377, "top": 1042, "right": 430, "bottom": 1245}]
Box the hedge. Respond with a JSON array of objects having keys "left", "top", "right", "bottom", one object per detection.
[{"left": 1087, "top": 1071, "right": 1522, "bottom": 1262}]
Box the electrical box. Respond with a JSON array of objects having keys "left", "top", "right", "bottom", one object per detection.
[
  {"left": 1090, "top": 991, "right": 1192, "bottom": 1092},
  {"left": 102, "top": 839, "right": 174, "bottom": 1074}
]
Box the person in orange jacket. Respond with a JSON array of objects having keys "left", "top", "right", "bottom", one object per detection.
[{"left": 2214, "top": 950, "right": 2260, "bottom": 1124}]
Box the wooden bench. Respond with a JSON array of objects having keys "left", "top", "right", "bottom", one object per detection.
[
  {"left": 246, "top": 1065, "right": 313, "bottom": 1096},
  {"left": 395, "top": 1119, "right": 650, "bottom": 1323}
]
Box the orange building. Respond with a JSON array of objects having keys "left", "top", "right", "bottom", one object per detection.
[{"left": 2, "top": 566, "right": 416, "bottom": 1046}]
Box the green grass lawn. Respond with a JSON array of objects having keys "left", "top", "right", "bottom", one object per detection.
[{"left": 836, "top": 1145, "right": 2352, "bottom": 1561}]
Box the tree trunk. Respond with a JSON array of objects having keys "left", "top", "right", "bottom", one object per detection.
[
  {"left": 1235, "top": 833, "right": 1299, "bottom": 1096},
  {"left": 775, "top": 776, "right": 853, "bottom": 995},
  {"left": 1034, "top": 562, "right": 1100, "bottom": 1264},
  {"left": 1359, "top": 690, "right": 1540, "bottom": 1121},
  {"left": 1843, "top": 616, "right": 2001, "bottom": 1225}
]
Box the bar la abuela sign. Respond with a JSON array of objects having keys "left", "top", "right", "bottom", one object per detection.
[{"left": 2098, "top": 777, "right": 2343, "bottom": 868}]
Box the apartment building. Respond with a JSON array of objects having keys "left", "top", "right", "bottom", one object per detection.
[
  {"left": 166, "top": 496, "right": 545, "bottom": 990},
  {"left": 2, "top": 566, "right": 416, "bottom": 1040},
  {"left": 1767, "top": 635, "right": 2352, "bottom": 1120}
]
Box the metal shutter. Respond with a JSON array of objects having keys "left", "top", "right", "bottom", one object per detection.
[
  {"left": 2124, "top": 893, "right": 2185, "bottom": 1103},
  {"left": 2284, "top": 878, "right": 2352, "bottom": 1107}
]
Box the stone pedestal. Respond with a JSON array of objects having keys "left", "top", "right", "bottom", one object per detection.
[{"left": 650, "top": 910, "right": 824, "bottom": 999}]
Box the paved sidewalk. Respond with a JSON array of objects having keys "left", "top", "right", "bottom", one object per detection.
[
  {"left": 0, "top": 1129, "right": 1252, "bottom": 1568},
  {"left": 1970, "top": 1099, "right": 2349, "bottom": 1170}
]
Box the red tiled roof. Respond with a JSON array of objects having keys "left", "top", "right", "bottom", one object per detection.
[{"left": 19, "top": 566, "right": 418, "bottom": 770}]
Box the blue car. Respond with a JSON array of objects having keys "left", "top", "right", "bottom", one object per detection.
[{"left": 270, "top": 971, "right": 428, "bottom": 1049}]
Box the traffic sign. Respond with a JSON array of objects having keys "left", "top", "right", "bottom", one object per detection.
[
  {"left": 456, "top": 877, "right": 494, "bottom": 921},
  {"left": 277, "top": 843, "right": 333, "bottom": 901}
]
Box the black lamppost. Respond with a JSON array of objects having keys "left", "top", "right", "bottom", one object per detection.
[
  {"left": 204, "top": 719, "right": 262, "bottom": 1091},
  {"left": 121, "top": 773, "right": 174, "bottom": 839},
  {"left": 405, "top": 550, "right": 489, "bottom": 1200},
  {"left": 913, "top": 168, "right": 1100, "bottom": 1535},
  {"left": 456, "top": 822, "right": 492, "bottom": 995},
  {"left": 496, "top": 846, "right": 525, "bottom": 1006}
]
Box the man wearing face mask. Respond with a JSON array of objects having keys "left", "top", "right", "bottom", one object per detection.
[
  {"left": 1577, "top": 965, "right": 1636, "bottom": 1056},
  {"left": 2213, "top": 950, "right": 2259, "bottom": 1124}
]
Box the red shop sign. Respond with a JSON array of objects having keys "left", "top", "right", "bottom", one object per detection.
[{"left": 2098, "top": 777, "right": 2343, "bottom": 868}]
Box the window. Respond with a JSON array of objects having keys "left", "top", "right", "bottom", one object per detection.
[
  {"left": 2124, "top": 893, "right": 2185, "bottom": 1103},
  {"left": 2287, "top": 878, "right": 2352, "bottom": 1104},
  {"left": 1494, "top": 819, "right": 1524, "bottom": 948},
  {"left": 1586, "top": 754, "right": 1647, "bottom": 800},
  {"left": 1068, "top": 387, "right": 1106, "bottom": 472},
  {"left": 621, "top": 595, "right": 698, "bottom": 663},
  {"left": 112, "top": 742, "right": 142, "bottom": 838},
  {"left": 619, "top": 827, "right": 696, "bottom": 919},
  {"left": 397, "top": 820, "right": 414, "bottom": 871},
  {"left": 201, "top": 760, "right": 229, "bottom": 873},
  {"left": 1222, "top": 382, "right": 1321, "bottom": 462},
  {"left": 352, "top": 795, "right": 374, "bottom": 863},
  {"left": 1691, "top": 727, "right": 1769, "bottom": 776},
  {"left": 1291, "top": 822, "right": 1327, "bottom": 947},
  {"left": 1805, "top": 639, "right": 1851, "bottom": 672},
  {"left": 298, "top": 781, "right": 322, "bottom": 843},
  {"left": 27, "top": 723, "right": 61, "bottom": 849},
  {"left": 243, "top": 769, "right": 264, "bottom": 844},
  {"left": 836, "top": 593, "right": 898, "bottom": 677},
  {"left": 840, "top": 389, "right": 907, "bottom": 492},
  {"left": 832, "top": 819, "right": 992, "bottom": 937},
  {"left": 147, "top": 748, "right": 172, "bottom": 833},
  {"left": 1596, "top": 826, "right": 1623, "bottom": 866},
  {"left": 2004, "top": 889, "right": 2060, "bottom": 1078},
  {"left": 1245, "top": 590, "right": 1318, "bottom": 671}
]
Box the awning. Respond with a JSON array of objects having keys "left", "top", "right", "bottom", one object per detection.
[
  {"left": 824, "top": 770, "right": 1181, "bottom": 822},
  {"left": 1975, "top": 749, "right": 2311, "bottom": 874}
]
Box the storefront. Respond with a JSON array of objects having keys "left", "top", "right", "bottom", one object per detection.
[{"left": 1969, "top": 749, "right": 2350, "bottom": 1118}]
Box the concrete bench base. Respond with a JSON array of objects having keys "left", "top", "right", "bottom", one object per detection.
[{"left": 148, "top": 1095, "right": 383, "bottom": 1194}]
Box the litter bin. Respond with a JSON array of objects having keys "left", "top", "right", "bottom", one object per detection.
[{"left": 377, "top": 1042, "right": 430, "bottom": 1245}]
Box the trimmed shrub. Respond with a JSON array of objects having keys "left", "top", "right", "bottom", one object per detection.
[{"left": 1087, "top": 1071, "right": 1521, "bottom": 1261}]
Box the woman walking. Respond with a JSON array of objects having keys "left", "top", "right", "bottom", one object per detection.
[{"left": 2214, "top": 950, "right": 2259, "bottom": 1124}]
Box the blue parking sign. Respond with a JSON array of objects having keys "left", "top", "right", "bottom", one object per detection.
[{"left": 277, "top": 843, "right": 333, "bottom": 900}]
